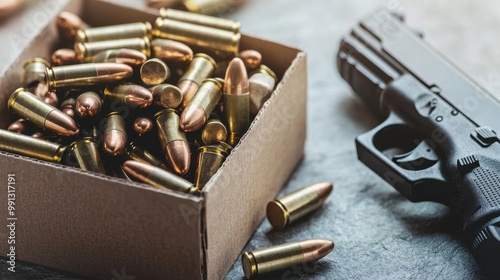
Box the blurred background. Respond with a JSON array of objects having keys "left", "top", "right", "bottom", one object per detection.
[{"left": 1, "top": 0, "right": 500, "bottom": 279}]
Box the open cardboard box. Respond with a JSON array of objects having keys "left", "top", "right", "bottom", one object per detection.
[{"left": 0, "top": 0, "right": 307, "bottom": 279}]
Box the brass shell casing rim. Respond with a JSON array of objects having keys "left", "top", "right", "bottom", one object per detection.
[
  {"left": 255, "top": 65, "right": 279, "bottom": 84},
  {"left": 194, "top": 53, "right": 217, "bottom": 69},
  {"left": 267, "top": 200, "right": 290, "bottom": 229},
  {"left": 242, "top": 251, "right": 258, "bottom": 279},
  {"left": 7, "top": 88, "right": 25, "bottom": 111},
  {"left": 23, "top": 58, "right": 51, "bottom": 69},
  {"left": 70, "top": 137, "right": 95, "bottom": 150}
]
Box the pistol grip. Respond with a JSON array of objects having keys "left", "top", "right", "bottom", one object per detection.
[{"left": 356, "top": 113, "right": 447, "bottom": 203}]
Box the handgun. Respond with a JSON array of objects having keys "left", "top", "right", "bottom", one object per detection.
[{"left": 337, "top": 9, "right": 500, "bottom": 276}]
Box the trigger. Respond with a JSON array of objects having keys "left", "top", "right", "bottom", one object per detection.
[{"left": 393, "top": 140, "right": 439, "bottom": 170}]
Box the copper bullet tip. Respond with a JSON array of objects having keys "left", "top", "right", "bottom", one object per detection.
[
  {"left": 56, "top": 11, "right": 87, "bottom": 40},
  {"left": 51, "top": 49, "right": 79, "bottom": 66},
  {"left": 313, "top": 182, "right": 334, "bottom": 205},
  {"left": 300, "top": 239, "right": 334, "bottom": 263},
  {"left": 165, "top": 140, "right": 191, "bottom": 175},
  {"left": 124, "top": 85, "right": 153, "bottom": 108},
  {"left": 104, "top": 130, "right": 127, "bottom": 156},
  {"left": 7, "top": 119, "right": 26, "bottom": 134},
  {"left": 75, "top": 92, "right": 101, "bottom": 118},
  {"left": 177, "top": 80, "right": 199, "bottom": 107},
  {"left": 224, "top": 57, "right": 249, "bottom": 95},
  {"left": 95, "top": 63, "right": 134, "bottom": 82},
  {"left": 180, "top": 105, "right": 206, "bottom": 132},
  {"left": 134, "top": 117, "right": 153, "bottom": 135},
  {"left": 115, "top": 49, "right": 147, "bottom": 66},
  {"left": 238, "top": 50, "right": 262, "bottom": 70},
  {"left": 122, "top": 160, "right": 154, "bottom": 182},
  {"left": 44, "top": 110, "right": 80, "bottom": 136},
  {"left": 151, "top": 39, "right": 194, "bottom": 63}
]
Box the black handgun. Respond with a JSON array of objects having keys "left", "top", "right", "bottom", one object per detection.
[{"left": 337, "top": 9, "right": 500, "bottom": 276}]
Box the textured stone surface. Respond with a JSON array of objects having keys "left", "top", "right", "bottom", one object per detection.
[{"left": 2, "top": 0, "right": 500, "bottom": 279}]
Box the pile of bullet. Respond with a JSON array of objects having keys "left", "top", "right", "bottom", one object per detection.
[{"left": 0, "top": 8, "right": 279, "bottom": 195}]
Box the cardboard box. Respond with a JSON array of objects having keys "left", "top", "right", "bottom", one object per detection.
[{"left": 0, "top": 1, "right": 307, "bottom": 279}]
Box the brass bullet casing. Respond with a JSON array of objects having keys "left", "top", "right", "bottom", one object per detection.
[
  {"left": 159, "top": 8, "right": 240, "bottom": 33},
  {"left": 201, "top": 116, "right": 227, "bottom": 145},
  {"left": 223, "top": 57, "right": 249, "bottom": 146},
  {"left": 8, "top": 88, "right": 79, "bottom": 136},
  {"left": 75, "top": 37, "right": 151, "bottom": 63},
  {"left": 104, "top": 84, "right": 153, "bottom": 109},
  {"left": 153, "top": 18, "right": 240, "bottom": 58},
  {"left": 180, "top": 78, "right": 222, "bottom": 132},
  {"left": 182, "top": 0, "right": 244, "bottom": 16},
  {"left": 151, "top": 84, "right": 183, "bottom": 109},
  {"left": 70, "top": 137, "right": 106, "bottom": 174},
  {"left": 60, "top": 98, "right": 76, "bottom": 118},
  {"left": 133, "top": 117, "right": 153, "bottom": 136},
  {"left": 23, "top": 58, "right": 51, "bottom": 87},
  {"left": 56, "top": 11, "right": 89, "bottom": 41},
  {"left": 249, "top": 65, "right": 278, "bottom": 115},
  {"left": 91, "top": 49, "right": 147, "bottom": 66},
  {"left": 125, "top": 142, "right": 170, "bottom": 171},
  {"left": 194, "top": 141, "right": 232, "bottom": 190},
  {"left": 76, "top": 22, "right": 152, "bottom": 43},
  {"left": 140, "top": 58, "right": 170, "bottom": 86},
  {"left": 0, "top": 129, "right": 66, "bottom": 163},
  {"left": 178, "top": 53, "right": 216, "bottom": 107},
  {"left": 155, "top": 109, "right": 191, "bottom": 175},
  {"left": 75, "top": 91, "right": 102, "bottom": 118},
  {"left": 241, "top": 239, "right": 334, "bottom": 279},
  {"left": 103, "top": 112, "right": 127, "bottom": 156},
  {"left": 45, "top": 63, "right": 133, "bottom": 92},
  {"left": 51, "top": 49, "right": 80, "bottom": 66},
  {"left": 267, "top": 182, "right": 333, "bottom": 229},
  {"left": 151, "top": 39, "right": 193, "bottom": 64},
  {"left": 123, "top": 160, "right": 197, "bottom": 194},
  {"left": 238, "top": 50, "right": 262, "bottom": 71}
]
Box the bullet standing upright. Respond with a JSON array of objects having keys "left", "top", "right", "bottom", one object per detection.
[{"left": 223, "top": 57, "right": 249, "bottom": 146}]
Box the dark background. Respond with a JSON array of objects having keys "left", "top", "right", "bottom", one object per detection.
[{"left": 2, "top": 0, "right": 500, "bottom": 279}]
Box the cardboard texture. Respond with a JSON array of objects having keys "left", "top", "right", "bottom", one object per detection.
[{"left": 0, "top": 1, "right": 306, "bottom": 279}]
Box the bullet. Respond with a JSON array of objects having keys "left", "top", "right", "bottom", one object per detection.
[
  {"left": 7, "top": 119, "right": 27, "bottom": 134},
  {"left": 151, "top": 84, "right": 183, "bottom": 109},
  {"left": 76, "top": 22, "right": 152, "bottom": 43},
  {"left": 201, "top": 116, "right": 227, "bottom": 145},
  {"left": 31, "top": 131, "right": 45, "bottom": 139},
  {"left": 140, "top": 58, "right": 170, "bottom": 86},
  {"left": 223, "top": 57, "right": 249, "bottom": 146},
  {"left": 238, "top": 50, "right": 262, "bottom": 70},
  {"left": 123, "top": 160, "right": 197, "bottom": 194},
  {"left": 56, "top": 11, "right": 89, "bottom": 41},
  {"left": 75, "top": 37, "right": 151, "bottom": 63},
  {"left": 160, "top": 8, "right": 240, "bottom": 33},
  {"left": 151, "top": 39, "right": 193, "bottom": 64},
  {"left": 267, "top": 182, "right": 333, "bottom": 229},
  {"left": 155, "top": 109, "right": 191, "bottom": 175},
  {"left": 133, "top": 117, "right": 153, "bottom": 136},
  {"left": 177, "top": 53, "right": 216, "bottom": 108},
  {"left": 51, "top": 49, "right": 80, "bottom": 66},
  {"left": 75, "top": 91, "right": 102, "bottom": 118},
  {"left": 249, "top": 64, "right": 278, "bottom": 115},
  {"left": 125, "top": 142, "right": 170, "bottom": 171},
  {"left": 0, "top": 129, "right": 67, "bottom": 163},
  {"left": 181, "top": 0, "right": 244, "bottom": 17},
  {"left": 194, "top": 142, "right": 232, "bottom": 190},
  {"left": 180, "top": 78, "right": 222, "bottom": 132},
  {"left": 153, "top": 18, "right": 240, "bottom": 58},
  {"left": 91, "top": 49, "right": 147, "bottom": 66},
  {"left": 104, "top": 84, "right": 153, "bottom": 109},
  {"left": 8, "top": 88, "right": 79, "bottom": 136},
  {"left": 45, "top": 63, "right": 133, "bottom": 92},
  {"left": 241, "top": 239, "right": 334, "bottom": 279},
  {"left": 70, "top": 137, "right": 106, "bottom": 174},
  {"left": 103, "top": 112, "right": 127, "bottom": 156},
  {"left": 23, "top": 58, "right": 51, "bottom": 87},
  {"left": 60, "top": 98, "right": 76, "bottom": 119},
  {"left": 29, "top": 83, "right": 59, "bottom": 107}
]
